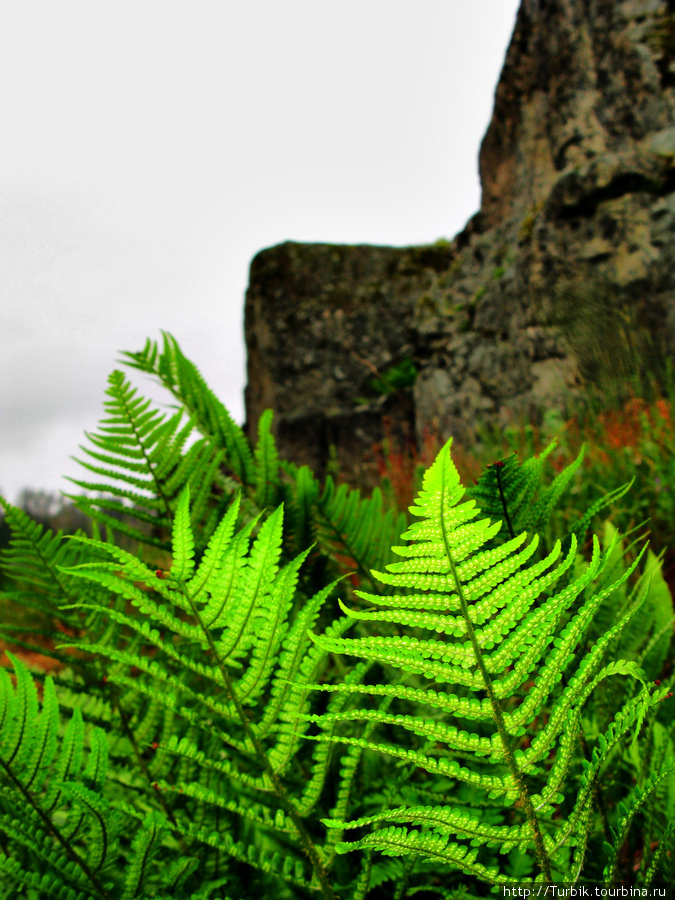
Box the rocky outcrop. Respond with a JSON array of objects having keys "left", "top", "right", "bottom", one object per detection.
[
  {"left": 244, "top": 0, "right": 675, "bottom": 484},
  {"left": 244, "top": 242, "right": 445, "bottom": 479}
]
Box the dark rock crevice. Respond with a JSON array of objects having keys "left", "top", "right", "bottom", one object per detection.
[{"left": 554, "top": 172, "right": 668, "bottom": 220}]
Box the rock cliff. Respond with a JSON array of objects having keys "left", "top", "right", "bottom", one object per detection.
[{"left": 244, "top": 0, "right": 675, "bottom": 483}]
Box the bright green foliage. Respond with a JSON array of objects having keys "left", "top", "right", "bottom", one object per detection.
[
  {"left": 301, "top": 439, "right": 674, "bottom": 887},
  {"left": 254, "top": 409, "right": 281, "bottom": 509},
  {"left": 103, "top": 332, "right": 408, "bottom": 584},
  {"left": 52, "top": 485, "right": 349, "bottom": 897},
  {"left": 121, "top": 331, "right": 255, "bottom": 486},
  {"left": 0, "top": 332, "right": 409, "bottom": 662},
  {"left": 67, "top": 369, "right": 225, "bottom": 551},
  {"left": 0, "top": 499, "right": 99, "bottom": 671},
  {"left": 469, "top": 442, "right": 633, "bottom": 552},
  {"left": 314, "top": 476, "right": 408, "bottom": 591},
  {"left": 588, "top": 522, "right": 675, "bottom": 684},
  {"left": 0, "top": 652, "right": 173, "bottom": 899},
  {"left": 0, "top": 334, "right": 673, "bottom": 898}
]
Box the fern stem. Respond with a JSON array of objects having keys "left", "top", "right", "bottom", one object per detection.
[
  {"left": 0, "top": 756, "right": 114, "bottom": 900},
  {"left": 439, "top": 478, "right": 554, "bottom": 884},
  {"left": 182, "top": 585, "right": 338, "bottom": 900}
]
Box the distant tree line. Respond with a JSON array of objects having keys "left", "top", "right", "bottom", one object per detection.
[{"left": 1, "top": 488, "right": 91, "bottom": 533}]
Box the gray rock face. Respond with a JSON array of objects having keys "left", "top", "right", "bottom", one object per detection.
[
  {"left": 244, "top": 242, "right": 445, "bottom": 480},
  {"left": 244, "top": 0, "right": 675, "bottom": 483}
]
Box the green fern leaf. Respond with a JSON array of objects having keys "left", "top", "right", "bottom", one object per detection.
[
  {"left": 83, "top": 724, "right": 109, "bottom": 793},
  {"left": 44, "top": 706, "right": 86, "bottom": 813},
  {"left": 525, "top": 443, "right": 585, "bottom": 534},
  {"left": 0, "top": 854, "right": 93, "bottom": 899},
  {"left": 259, "top": 575, "right": 345, "bottom": 737},
  {"left": 282, "top": 463, "right": 320, "bottom": 555},
  {"left": 236, "top": 545, "right": 312, "bottom": 704},
  {"left": 171, "top": 486, "right": 196, "bottom": 582},
  {"left": 216, "top": 504, "right": 284, "bottom": 661},
  {"left": 469, "top": 448, "right": 552, "bottom": 540},
  {"left": 642, "top": 818, "right": 675, "bottom": 885},
  {"left": 335, "top": 826, "right": 509, "bottom": 885},
  {"left": 603, "top": 759, "right": 675, "bottom": 882},
  {"left": 197, "top": 514, "right": 261, "bottom": 629},
  {"left": 552, "top": 689, "right": 670, "bottom": 857},
  {"left": 315, "top": 477, "right": 408, "bottom": 588},
  {"left": 24, "top": 673, "right": 59, "bottom": 792},
  {"left": 67, "top": 369, "right": 222, "bottom": 552},
  {"left": 254, "top": 408, "right": 280, "bottom": 509},
  {"left": 303, "top": 438, "right": 664, "bottom": 886},
  {"left": 0, "top": 498, "right": 88, "bottom": 664},
  {"left": 189, "top": 491, "right": 242, "bottom": 601},
  {"left": 120, "top": 331, "right": 255, "bottom": 485},
  {"left": 0, "top": 655, "right": 124, "bottom": 899},
  {"left": 120, "top": 809, "right": 167, "bottom": 900},
  {"left": 467, "top": 442, "right": 633, "bottom": 576},
  {"left": 59, "top": 489, "right": 350, "bottom": 896},
  {"left": 59, "top": 780, "right": 121, "bottom": 873},
  {"left": 0, "top": 650, "right": 39, "bottom": 769}
]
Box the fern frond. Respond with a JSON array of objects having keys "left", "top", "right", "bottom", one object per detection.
[
  {"left": 170, "top": 485, "right": 196, "bottom": 582},
  {"left": 44, "top": 705, "right": 86, "bottom": 813},
  {"left": 524, "top": 443, "right": 585, "bottom": 534},
  {"left": 158, "top": 854, "right": 201, "bottom": 894},
  {"left": 469, "top": 444, "right": 558, "bottom": 540},
  {"left": 642, "top": 818, "right": 675, "bottom": 885},
  {"left": 551, "top": 688, "right": 670, "bottom": 858},
  {"left": 303, "top": 438, "right": 667, "bottom": 887},
  {"left": 325, "top": 800, "right": 533, "bottom": 853},
  {"left": 4, "top": 330, "right": 673, "bottom": 896},
  {"left": 0, "top": 850, "right": 94, "bottom": 899},
  {"left": 282, "top": 463, "right": 321, "bottom": 555},
  {"left": 603, "top": 526, "right": 674, "bottom": 680},
  {"left": 59, "top": 493, "right": 346, "bottom": 897},
  {"left": 67, "top": 369, "right": 223, "bottom": 551},
  {"left": 314, "top": 476, "right": 408, "bottom": 588},
  {"left": 254, "top": 408, "right": 281, "bottom": 509},
  {"left": 603, "top": 759, "right": 675, "bottom": 882},
  {"left": 59, "top": 780, "right": 122, "bottom": 873},
  {"left": 0, "top": 654, "right": 118, "bottom": 898},
  {"left": 119, "top": 333, "right": 411, "bottom": 602},
  {"left": 120, "top": 331, "right": 255, "bottom": 485},
  {"left": 120, "top": 809, "right": 167, "bottom": 900},
  {"left": 0, "top": 497, "right": 90, "bottom": 656},
  {"left": 0, "top": 654, "right": 214, "bottom": 898},
  {"left": 335, "top": 826, "right": 510, "bottom": 886},
  {"left": 259, "top": 575, "right": 346, "bottom": 737},
  {"left": 467, "top": 442, "right": 633, "bottom": 562},
  {"left": 236, "top": 546, "right": 312, "bottom": 704}
]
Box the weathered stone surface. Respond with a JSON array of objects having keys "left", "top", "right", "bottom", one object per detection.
[
  {"left": 244, "top": 0, "right": 675, "bottom": 484},
  {"left": 244, "top": 241, "right": 451, "bottom": 478}
]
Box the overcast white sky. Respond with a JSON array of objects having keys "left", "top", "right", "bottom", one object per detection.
[{"left": 1, "top": 1, "right": 520, "bottom": 505}]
